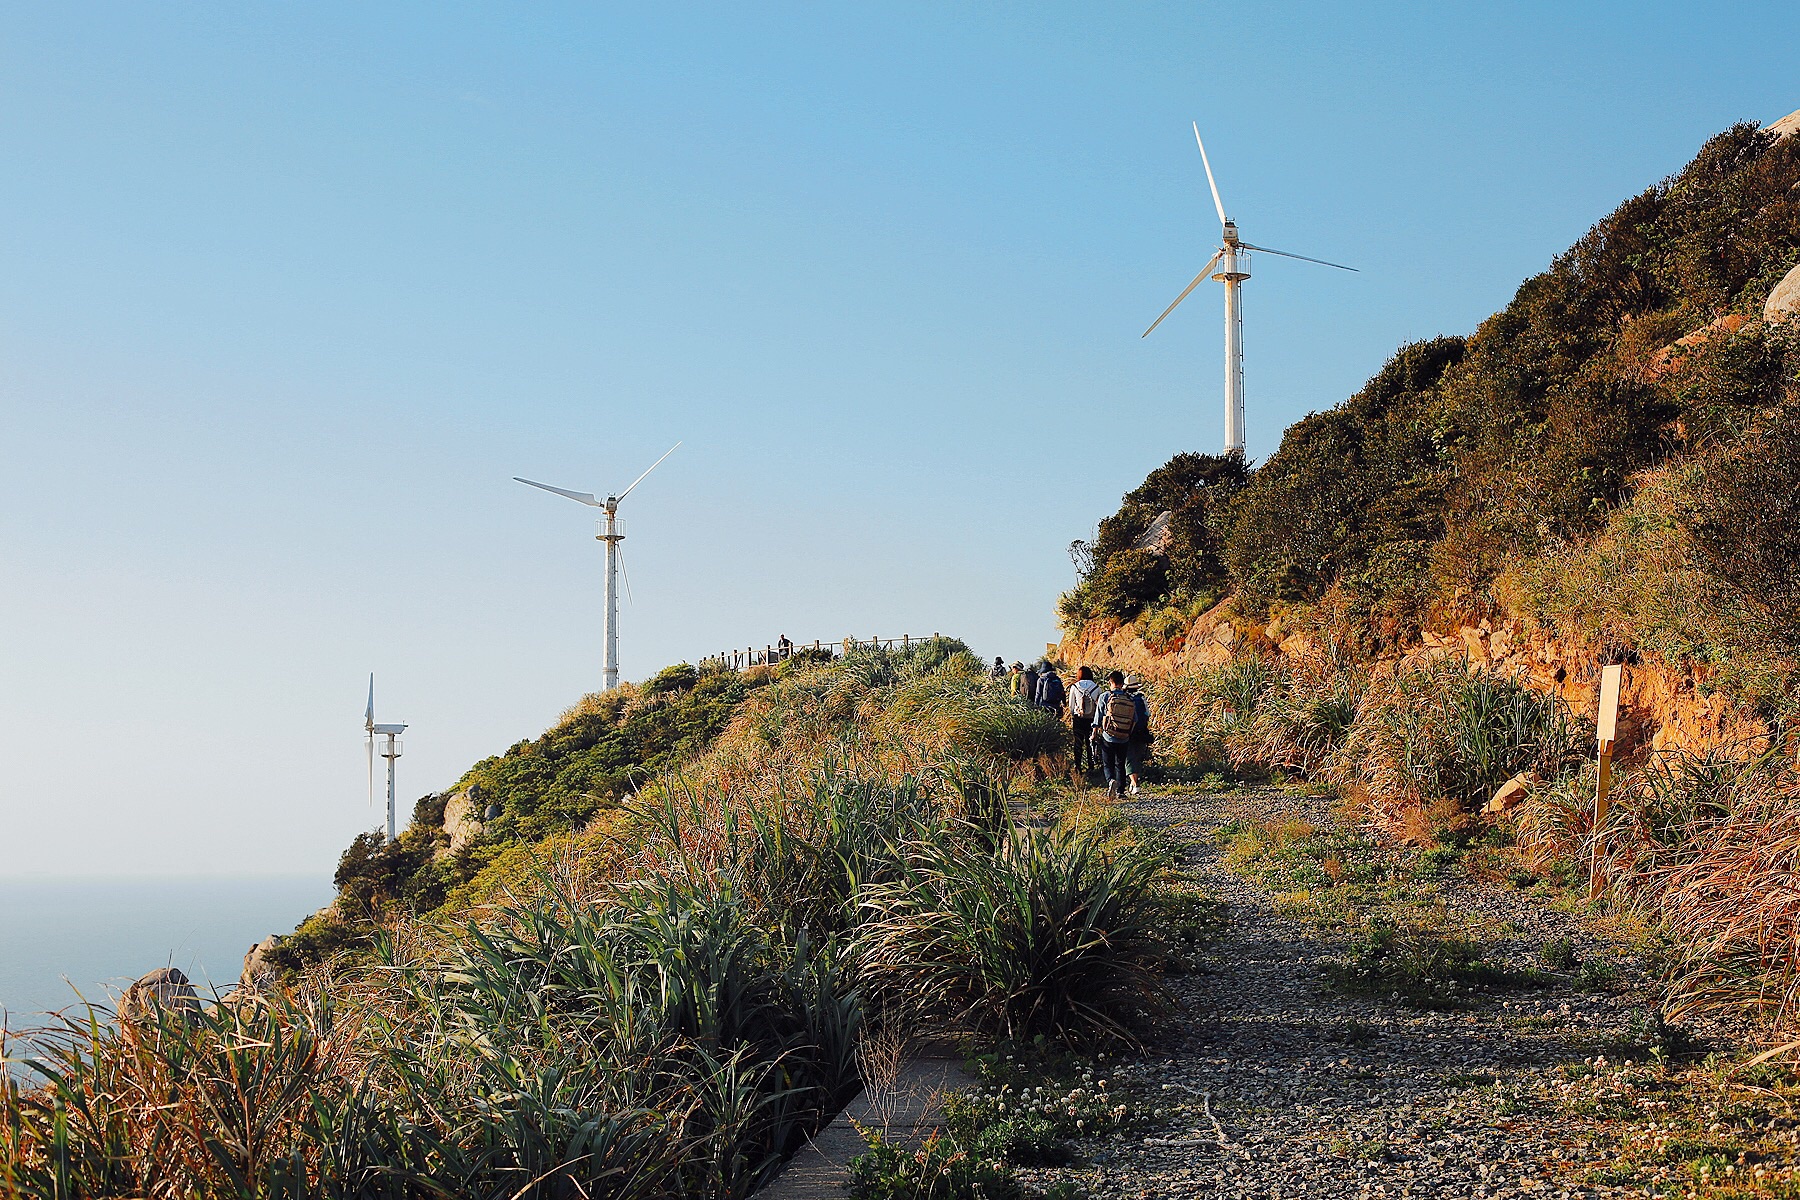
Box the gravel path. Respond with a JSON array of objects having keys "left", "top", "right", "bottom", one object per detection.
[{"left": 1035, "top": 785, "right": 1684, "bottom": 1200}]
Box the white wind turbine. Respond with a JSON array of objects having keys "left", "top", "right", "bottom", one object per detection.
[
  {"left": 514, "top": 442, "right": 681, "bottom": 692},
  {"left": 364, "top": 674, "right": 408, "bottom": 844},
  {"left": 1143, "top": 123, "right": 1357, "bottom": 456}
]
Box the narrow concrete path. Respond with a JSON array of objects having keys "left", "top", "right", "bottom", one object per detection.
[{"left": 755, "top": 1057, "right": 975, "bottom": 1200}]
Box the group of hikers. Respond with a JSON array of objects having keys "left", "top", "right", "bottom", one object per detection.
[{"left": 991, "top": 656, "right": 1150, "bottom": 799}]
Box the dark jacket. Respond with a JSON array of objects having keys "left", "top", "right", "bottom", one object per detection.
[{"left": 1035, "top": 671, "right": 1066, "bottom": 708}]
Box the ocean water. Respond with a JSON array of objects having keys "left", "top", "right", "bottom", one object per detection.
[{"left": 0, "top": 877, "right": 334, "bottom": 1031}]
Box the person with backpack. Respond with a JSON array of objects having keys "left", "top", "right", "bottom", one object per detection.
[
  {"left": 1006, "top": 661, "right": 1027, "bottom": 698},
  {"left": 1020, "top": 662, "right": 1040, "bottom": 707},
  {"left": 991, "top": 655, "right": 1008, "bottom": 679},
  {"left": 1034, "top": 663, "right": 1066, "bottom": 717},
  {"left": 1066, "top": 665, "right": 1103, "bottom": 771},
  {"left": 1093, "top": 670, "right": 1149, "bottom": 798}
]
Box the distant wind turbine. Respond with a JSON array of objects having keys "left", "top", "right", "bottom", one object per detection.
[
  {"left": 1143, "top": 122, "right": 1357, "bottom": 456},
  {"left": 514, "top": 442, "right": 681, "bottom": 691},
  {"left": 364, "top": 674, "right": 408, "bottom": 844}
]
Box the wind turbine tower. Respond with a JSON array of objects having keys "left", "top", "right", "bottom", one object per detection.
[
  {"left": 364, "top": 675, "right": 408, "bottom": 844},
  {"left": 1144, "top": 123, "right": 1356, "bottom": 456},
  {"left": 515, "top": 442, "right": 681, "bottom": 691}
]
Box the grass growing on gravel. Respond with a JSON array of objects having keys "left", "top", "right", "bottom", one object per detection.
[
  {"left": 1219, "top": 815, "right": 1553, "bottom": 1008},
  {"left": 1517, "top": 1052, "right": 1800, "bottom": 1197},
  {"left": 847, "top": 1045, "right": 1150, "bottom": 1200}
]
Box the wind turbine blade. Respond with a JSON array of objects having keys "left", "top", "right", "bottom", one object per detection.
[
  {"left": 514, "top": 477, "right": 606, "bottom": 507},
  {"left": 1238, "top": 242, "right": 1359, "bottom": 271},
  {"left": 1194, "top": 123, "right": 1227, "bottom": 226},
  {"left": 615, "top": 442, "right": 681, "bottom": 503},
  {"left": 1142, "top": 249, "right": 1226, "bottom": 338},
  {"left": 365, "top": 674, "right": 374, "bottom": 731}
]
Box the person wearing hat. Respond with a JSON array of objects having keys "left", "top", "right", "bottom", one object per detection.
[{"left": 1122, "top": 674, "right": 1153, "bottom": 794}]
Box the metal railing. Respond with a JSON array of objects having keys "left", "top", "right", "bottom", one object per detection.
[{"left": 698, "top": 633, "right": 947, "bottom": 672}]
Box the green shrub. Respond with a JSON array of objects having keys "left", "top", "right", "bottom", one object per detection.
[
  {"left": 646, "top": 661, "right": 699, "bottom": 696},
  {"left": 1325, "top": 916, "right": 1546, "bottom": 1008},
  {"left": 1338, "top": 659, "right": 1588, "bottom": 835},
  {"left": 847, "top": 1128, "right": 1021, "bottom": 1200},
  {"left": 858, "top": 824, "right": 1172, "bottom": 1045},
  {"left": 1687, "top": 393, "right": 1800, "bottom": 639},
  {"left": 1062, "top": 453, "right": 1247, "bottom": 627}
]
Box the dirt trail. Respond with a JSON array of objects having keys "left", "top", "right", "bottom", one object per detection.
[{"left": 1024, "top": 785, "right": 1764, "bottom": 1200}]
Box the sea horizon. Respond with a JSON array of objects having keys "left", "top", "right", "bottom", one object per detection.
[{"left": 0, "top": 875, "right": 334, "bottom": 1033}]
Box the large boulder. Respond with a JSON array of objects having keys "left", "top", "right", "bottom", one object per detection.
[
  {"left": 1769, "top": 107, "right": 1800, "bottom": 140},
  {"left": 238, "top": 936, "right": 280, "bottom": 994},
  {"left": 1766, "top": 261, "right": 1800, "bottom": 324},
  {"left": 118, "top": 967, "right": 202, "bottom": 1025},
  {"left": 440, "top": 788, "right": 485, "bottom": 856}
]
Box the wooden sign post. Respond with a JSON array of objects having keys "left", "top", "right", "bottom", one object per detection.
[{"left": 1591, "top": 663, "right": 1623, "bottom": 899}]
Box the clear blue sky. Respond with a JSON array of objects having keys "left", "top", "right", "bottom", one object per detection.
[{"left": 3, "top": 3, "right": 1795, "bottom": 878}]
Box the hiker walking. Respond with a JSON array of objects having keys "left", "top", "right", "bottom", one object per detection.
[
  {"left": 1034, "top": 662, "right": 1066, "bottom": 717},
  {"left": 991, "top": 655, "right": 1008, "bottom": 679},
  {"left": 1123, "top": 674, "right": 1153, "bottom": 795},
  {"left": 777, "top": 633, "right": 793, "bottom": 660},
  {"left": 1006, "top": 661, "right": 1027, "bottom": 698},
  {"left": 1093, "top": 670, "right": 1149, "bottom": 799},
  {"left": 1066, "top": 666, "right": 1103, "bottom": 771}
]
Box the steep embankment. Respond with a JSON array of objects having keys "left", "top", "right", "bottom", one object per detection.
[
  {"left": 1063, "top": 601, "right": 1766, "bottom": 763},
  {"left": 1061, "top": 107, "right": 1800, "bottom": 765}
]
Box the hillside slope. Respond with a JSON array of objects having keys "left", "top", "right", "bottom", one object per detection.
[{"left": 1065, "top": 111, "right": 1800, "bottom": 718}]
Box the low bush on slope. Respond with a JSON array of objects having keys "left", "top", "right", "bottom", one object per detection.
[{"left": 1066, "top": 119, "right": 1800, "bottom": 655}]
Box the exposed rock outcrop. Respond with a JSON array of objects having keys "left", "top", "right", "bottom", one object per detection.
[
  {"left": 238, "top": 936, "right": 280, "bottom": 995},
  {"left": 440, "top": 789, "right": 484, "bottom": 857},
  {"left": 1063, "top": 604, "right": 1770, "bottom": 767},
  {"left": 119, "top": 967, "right": 202, "bottom": 1025},
  {"left": 1766, "top": 261, "right": 1800, "bottom": 324},
  {"left": 1769, "top": 106, "right": 1800, "bottom": 141}
]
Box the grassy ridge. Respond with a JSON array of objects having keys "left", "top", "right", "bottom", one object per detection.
[{"left": 2, "top": 643, "right": 1179, "bottom": 1199}]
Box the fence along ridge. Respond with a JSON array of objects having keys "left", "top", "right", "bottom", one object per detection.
[{"left": 699, "top": 633, "right": 945, "bottom": 671}]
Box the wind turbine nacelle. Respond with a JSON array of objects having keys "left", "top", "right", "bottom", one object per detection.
[
  {"left": 371, "top": 722, "right": 408, "bottom": 735},
  {"left": 1221, "top": 221, "right": 1240, "bottom": 244}
]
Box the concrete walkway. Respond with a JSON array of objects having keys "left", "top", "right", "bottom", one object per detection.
[{"left": 755, "top": 1056, "right": 975, "bottom": 1199}]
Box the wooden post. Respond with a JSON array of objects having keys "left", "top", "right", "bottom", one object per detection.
[
  {"left": 1590, "top": 664, "right": 1624, "bottom": 900},
  {"left": 902, "top": 634, "right": 910, "bottom": 649}
]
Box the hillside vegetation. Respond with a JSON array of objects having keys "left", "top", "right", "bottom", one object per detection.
[
  {"left": 3, "top": 642, "right": 1194, "bottom": 1198},
  {"left": 1065, "top": 120, "right": 1800, "bottom": 686},
  {"left": 1069, "top": 116, "right": 1800, "bottom": 1028}
]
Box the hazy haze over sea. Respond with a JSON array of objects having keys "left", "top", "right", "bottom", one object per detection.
[{"left": 0, "top": 877, "right": 333, "bottom": 1030}]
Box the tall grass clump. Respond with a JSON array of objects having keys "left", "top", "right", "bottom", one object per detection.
[
  {"left": 1148, "top": 654, "right": 1287, "bottom": 768},
  {"left": 1581, "top": 747, "right": 1800, "bottom": 1024},
  {"left": 858, "top": 823, "right": 1171, "bottom": 1046},
  {"left": 1, "top": 875, "right": 861, "bottom": 1200},
  {"left": 1338, "top": 658, "right": 1588, "bottom": 843},
  {"left": 3, "top": 640, "right": 1194, "bottom": 1195},
  {"left": 1229, "top": 660, "right": 1363, "bottom": 775}
]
